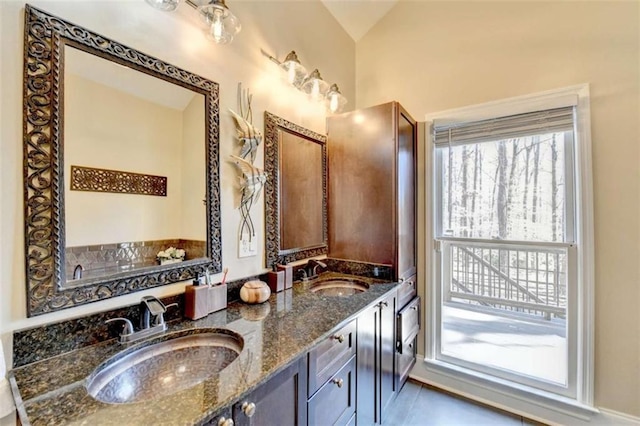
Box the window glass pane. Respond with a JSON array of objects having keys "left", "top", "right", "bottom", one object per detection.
[
  {"left": 439, "top": 132, "right": 568, "bottom": 243},
  {"left": 440, "top": 242, "right": 568, "bottom": 387}
]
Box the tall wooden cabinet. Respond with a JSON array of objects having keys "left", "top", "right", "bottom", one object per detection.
[{"left": 327, "top": 101, "right": 417, "bottom": 282}]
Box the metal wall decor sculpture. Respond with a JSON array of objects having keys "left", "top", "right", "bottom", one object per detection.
[
  {"left": 70, "top": 166, "right": 168, "bottom": 196},
  {"left": 229, "top": 84, "right": 264, "bottom": 245},
  {"left": 23, "top": 4, "right": 222, "bottom": 316}
]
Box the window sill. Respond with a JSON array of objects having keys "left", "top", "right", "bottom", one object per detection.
[{"left": 415, "top": 358, "right": 598, "bottom": 422}]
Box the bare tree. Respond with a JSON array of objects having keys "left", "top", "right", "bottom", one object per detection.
[
  {"left": 496, "top": 141, "right": 508, "bottom": 239},
  {"left": 531, "top": 137, "right": 541, "bottom": 227},
  {"left": 551, "top": 134, "right": 559, "bottom": 241},
  {"left": 461, "top": 146, "right": 469, "bottom": 237}
]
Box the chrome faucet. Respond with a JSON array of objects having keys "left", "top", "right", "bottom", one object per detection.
[
  {"left": 140, "top": 295, "right": 176, "bottom": 329},
  {"left": 73, "top": 264, "right": 83, "bottom": 280},
  {"left": 107, "top": 296, "right": 177, "bottom": 344},
  {"left": 305, "top": 259, "right": 328, "bottom": 279}
]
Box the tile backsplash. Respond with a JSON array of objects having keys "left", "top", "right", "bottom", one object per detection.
[{"left": 65, "top": 238, "right": 206, "bottom": 280}]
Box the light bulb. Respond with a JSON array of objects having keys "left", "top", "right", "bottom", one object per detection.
[
  {"left": 311, "top": 80, "right": 321, "bottom": 99},
  {"left": 287, "top": 64, "right": 297, "bottom": 85},
  {"left": 211, "top": 9, "right": 224, "bottom": 43},
  {"left": 329, "top": 94, "right": 339, "bottom": 113},
  {"left": 325, "top": 83, "right": 347, "bottom": 114}
]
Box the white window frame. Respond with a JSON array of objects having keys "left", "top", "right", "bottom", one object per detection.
[{"left": 423, "top": 84, "right": 595, "bottom": 412}]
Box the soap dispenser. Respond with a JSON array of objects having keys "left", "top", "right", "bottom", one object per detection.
[{"left": 184, "top": 274, "right": 210, "bottom": 320}]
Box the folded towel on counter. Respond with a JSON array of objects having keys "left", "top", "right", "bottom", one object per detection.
[{"left": 0, "top": 340, "right": 15, "bottom": 418}]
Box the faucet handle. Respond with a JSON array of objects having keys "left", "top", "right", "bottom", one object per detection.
[
  {"left": 141, "top": 295, "right": 167, "bottom": 316},
  {"left": 106, "top": 318, "right": 134, "bottom": 339}
]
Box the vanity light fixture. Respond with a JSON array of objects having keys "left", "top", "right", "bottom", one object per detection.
[
  {"left": 145, "top": 0, "right": 180, "bottom": 12},
  {"left": 144, "top": 0, "right": 241, "bottom": 45},
  {"left": 262, "top": 49, "right": 348, "bottom": 113},
  {"left": 326, "top": 84, "right": 347, "bottom": 114},
  {"left": 197, "top": 0, "right": 241, "bottom": 45},
  {"left": 279, "top": 51, "right": 308, "bottom": 87},
  {"left": 300, "top": 69, "right": 330, "bottom": 101}
]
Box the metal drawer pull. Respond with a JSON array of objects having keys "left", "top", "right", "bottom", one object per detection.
[
  {"left": 408, "top": 343, "right": 414, "bottom": 349},
  {"left": 331, "top": 378, "right": 344, "bottom": 388},
  {"left": 218, "top": 417, "right": 234, "bottom": 426},
  {"left": 380, "top": 301, "right": 388, "bottom": 308},
  {"left": 241, "top": 401, "right": 256, "bottom": 417},
  {"left": 411, "top": 306, "right": 418, "bottom": 311},
  {"left": 333, "top": 334, "right": 345, "bottom": 343}
]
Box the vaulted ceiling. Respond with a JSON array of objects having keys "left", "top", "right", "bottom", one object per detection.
[{"left": 320, "top": 0, "right": 398, "bottom": 41}]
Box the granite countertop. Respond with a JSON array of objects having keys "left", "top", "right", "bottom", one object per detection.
[{"left": 10, "top": 273, "right": 398, "bottom": 426}]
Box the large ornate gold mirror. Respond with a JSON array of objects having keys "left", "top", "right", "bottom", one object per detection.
[
  {"left": 23, "top": 5, "right": 221, "bottom": 316},
  {"left": 264, "top": 112, "right": 327, "bottom": 267}
]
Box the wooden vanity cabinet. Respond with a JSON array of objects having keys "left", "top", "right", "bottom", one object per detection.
[
  {"left": 327, "top": 101, "right": 417, "bottom": 282},
  {"left": 357, "top": 290, "right": 398, "bottom": 425},
  {"left": 232, "top": 357, "right": 307, "bottom": 426},
  {"left": 396, "top": 295, "right": 420, "bottom": 390},
  {"left": 307, "top": 319, "right": 357, "bottom": 426}
]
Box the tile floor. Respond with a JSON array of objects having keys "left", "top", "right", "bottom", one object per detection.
[{"left": 385, "top": 380, "right": 541, "bottom": 425}]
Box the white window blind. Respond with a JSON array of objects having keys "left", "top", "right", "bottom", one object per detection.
[{"left": 433, "top": 106, "right": 575, "bottom": 147}]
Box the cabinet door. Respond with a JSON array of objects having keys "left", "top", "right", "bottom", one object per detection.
[
  {"left": 327, "top": 102, "right": 395, "bottom": 265},
  {"left": 356, "top": 303, "right": 379, "bottom": 425},
  {"left": 396, "top": 105, "right": 417, "bottom": 281},
  {"left": 233, "top": 357, "right": 307, "bottom": 426},
  {"left": 379, "top": 291, "right": 397, "bottom": 421}
]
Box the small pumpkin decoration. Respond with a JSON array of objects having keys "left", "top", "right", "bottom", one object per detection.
[{"left": 240, "top": 280, "right": 271, "bottom": 304}]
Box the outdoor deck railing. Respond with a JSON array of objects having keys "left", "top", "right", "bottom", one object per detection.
[{"left": 444, "top": 241, "right": 567, "bottom": 319}]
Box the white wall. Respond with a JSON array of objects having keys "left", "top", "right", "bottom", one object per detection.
[
  {"left": 0, "top": 0, "right": 354, "bottom": 384},
  {"left": 65, "top": 74, "right": 188, "bottom": 246},
  {"left": 356, "top": 0, "right": 639, "bottom": 418},
  {"left": 180, "top": 94, "right": 207, "bottom": 241}
]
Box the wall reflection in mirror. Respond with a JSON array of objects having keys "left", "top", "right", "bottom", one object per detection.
[
  {"left": 264, "top": 112, "right": 327, "bottom": 267},
  {"left": 63, "top": 47, "right": 206, "bottom": 285},
  {"left": 23, "top": 5, "right": 221, "bottom": 316}
]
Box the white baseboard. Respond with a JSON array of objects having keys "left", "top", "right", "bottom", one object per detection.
[
  {"left": 597, "top": 409, "right": 640, "bottom": 426},
  {"left": 410, "top": 358, "right": 640, "bottom": 426}
]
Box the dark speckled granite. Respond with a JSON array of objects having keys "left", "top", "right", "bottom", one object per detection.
[
  {"left": 325, "top": 258, "right": 394, "bottom": 280},
  {"left": 12, "top": 276, "right": 259, "bottom": 368},
  {"left": 9, "top": 273, "right": 398, "bottom": 426}
]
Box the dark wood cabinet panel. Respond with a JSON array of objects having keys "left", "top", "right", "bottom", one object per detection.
[
  {"left": 380, "top": 292, "right": 398, "bottom": 421},
  {"left": 308, "top": 356, "right": 357, "bottom": 426},
  {"left": 396, "top": 335, "right": 417, "bottom": 392},
  {"left": 308, "top": 319, "right": 357, "bottom": 397},
  {"left": 357, "top": 290, "right": 398, "bottom": 425},
  {"left": 397, "top": 296, "right": 420, "bottom": 347},
  {"left": 396, "top": 296, "right": 420, "bottom": 391},
  {"left": 356, "top": 302, "right": 379, "bottom": 425},
  {"left": 327, "top": 102, "right": 417, "bottom": 282},
  {"left": 397, "top": 107, "right": 417, "bottom": 281},
  {"left": 233, "top": 356, "right": 307, "bottom": 426}
]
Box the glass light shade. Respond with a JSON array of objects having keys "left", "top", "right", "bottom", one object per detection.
[
  {"left": 300, "top": 69, "right": 330, "bottom": 101},
  {"left": 278, "top": 51, "right": 308, "bottom": 88},
  {"left": 198, "top": 0, "right": 241, "bottom": 44},
  {"left": 145, "top": 0, "right": 180, "bottom": 12},
  {"left": 326, "top": 84, "right": 347, "bottom": 114}
]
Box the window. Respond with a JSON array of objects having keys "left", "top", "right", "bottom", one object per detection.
[{"left": 426, "top": 86, "right": 594, "bottom": 406}]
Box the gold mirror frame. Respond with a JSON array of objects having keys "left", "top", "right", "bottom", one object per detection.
[
  {"left": 23, "top": 4, "right": 221, "bottom": 316},
  {"left": 264, "top": 112, "right": 328, "bottom": 267}
]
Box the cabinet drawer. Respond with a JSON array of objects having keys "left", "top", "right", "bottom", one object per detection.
[
  {"left": 397, "top": 275, "right": 417, "bottom": 309},
  {"left": 308, "top": 319, "right": 356, "bottom": 397},
  {"left": 397, "top": 296, "right": 420, "bottom": 349},
  {"left": 308, "top": 356, "right": 356, "bottom": 426},
  {"left": 396, "top": 335, "right": 417, "bottom": 390}
]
